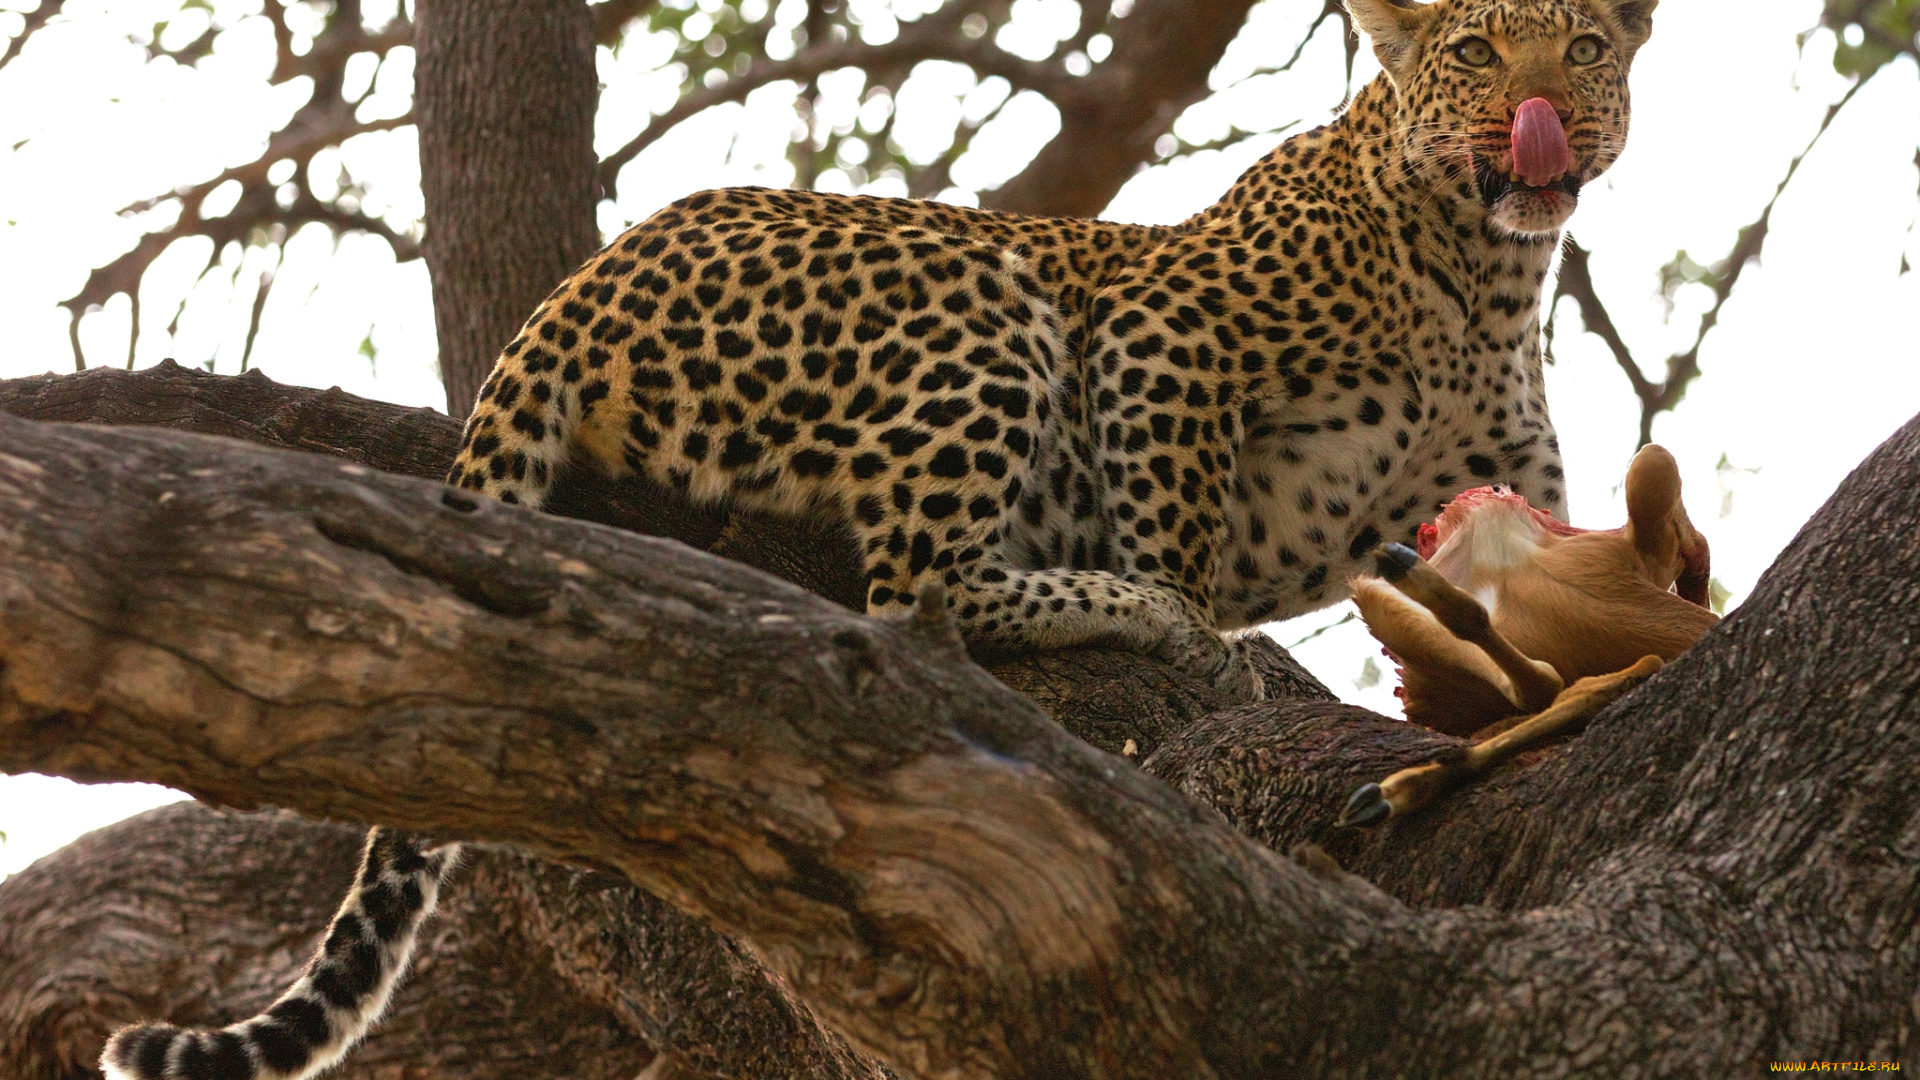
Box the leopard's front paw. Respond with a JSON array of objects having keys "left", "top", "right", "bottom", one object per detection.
[
  {"left": 1157, "top": 626, "right": 1266, "bottom": 702},
  {"left": 1222, "top": 634, "right": 1269, "bottom": 701}
]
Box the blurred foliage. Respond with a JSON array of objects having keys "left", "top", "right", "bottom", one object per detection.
[
  {"left": 1822, "top": 0, "right": 1920, "bottom": 78},
  {"left": 610, "top": 0, "right": 1035, "bottom": 199},
  {"left": 593, "top": 0, "right": 1138, "bottom": 203},
  {"left": 1652, "top": 249, "right": 1713, "bottom": 323},
  {"left": 1821, "top": 0, "right": 1920, "bottom": 276},
  {"left": 5, "top": 0, "right": 1339, "bottom": 370},
  {"left": 4, "top": 0, "right": 1128, "bottom": 366},
  {"left": 3, "top": 0, "right": 419, "bottom": 369}
]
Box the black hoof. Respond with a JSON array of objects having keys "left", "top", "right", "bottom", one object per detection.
[
  {"left": 1374, "top": 543, "right": 1419, "bottom": 582},
  {"left": 1338, "top": 783, "right": 1392, "bottom": 828}
]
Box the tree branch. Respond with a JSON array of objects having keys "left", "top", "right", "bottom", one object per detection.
[
  {"left": 0, "top": 363, "right": 1320, "bottom": 748},
  {"left": 1552, "top": 239, "right": 1655, "bottom": 403},
  {"left": 59, "top": 3, "right": 422, "bottom": 367},
  {"left": 1554, "top": 78, "right": 1867, "bottom": 446},
  {"left": 2, "top": 378, "right": 1918, "bottom": 1073},
  {"left": 0, "top": 365, "right": 914, "bottom": 1079},
  {"left": 598, "top": 3, "right": 1074, "bottom": 201},
  {"left": 985, "top": 0, "right": 1262, "bottom": 217},
  {"left": 0, "top": 0, "right": 63, "bottom": 73},
  {"left": 61, "top": 131, "right": 422, "bottom": 369},
  {"left": 1253, "top": 0, "right": 1350, "bottom": 86},
  {"left": 0, "top": 411, "right": 1387, "bottom": 1078}
]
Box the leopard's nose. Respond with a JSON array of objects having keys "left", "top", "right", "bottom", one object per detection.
[
  {"left": 1507, "top": 95, "right": 1574, "bottom": 125},
  {"left": 1505, "top": 66, "right": 1573, "bottom": 123}
]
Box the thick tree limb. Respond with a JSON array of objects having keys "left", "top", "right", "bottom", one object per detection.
[
  {"left": 2, "top": 379, "right": 1918, "bottom": 1073},
  {"left": 0, "top": 800, "right": 918, "bottom": 1080},
  {"left": 0, "top": 365, "right": 1317, "bottom": 1078},
  {"left": 0, "top": 363, "right": 1327, "bottom": 750},
  {"left": 0, "top": 371, "right": 903, "bottom": 1077},
  {"left": 0, "top": 410, "right": 1381, "bottom": 1078},
  {"left": 415, "top": 0, "right": 604, "bottom": 417},
  {"left": 0, "top": 362, "right": 458, "bottom": 481}
]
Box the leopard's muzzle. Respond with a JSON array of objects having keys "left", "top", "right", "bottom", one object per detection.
[{"left": 1474, "top": 162, "right": 1584, "bottom": 208}]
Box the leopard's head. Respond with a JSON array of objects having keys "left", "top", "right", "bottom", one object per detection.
[{"left": 1348, "top": 0, "right": 1656, "bottom": 236}]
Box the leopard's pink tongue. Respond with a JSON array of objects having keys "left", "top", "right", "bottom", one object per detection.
[{"left": 1511, "top": 97, "right": 1572, "bottom": 188}]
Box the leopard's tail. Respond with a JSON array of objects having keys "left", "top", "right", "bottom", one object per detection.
[{"left": 100, "top": 828, "right": 461, "bottom": 1080}]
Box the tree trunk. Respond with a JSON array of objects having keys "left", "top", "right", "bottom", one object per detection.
[
  {"left": 415, "top": 0, "right": 601, "bottom": 419},
  {"left": 1, "top": 367, "right": 1916, "bottom": 1075}
]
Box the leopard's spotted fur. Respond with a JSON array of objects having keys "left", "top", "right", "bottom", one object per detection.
[
  {"left": 101, "top": 3, "right": 1658, "bottom": 1076},
  {"left": 443, "top": 0, "right": 1656, "bottom": 698}
]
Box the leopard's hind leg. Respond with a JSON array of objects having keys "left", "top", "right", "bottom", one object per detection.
[{"left": 445, "top": 314, "right": 585, "bottom": 508}]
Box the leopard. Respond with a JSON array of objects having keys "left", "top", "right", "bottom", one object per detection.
[{"left": 101, "top": 1, "right": 1657, "bottom": 1077}]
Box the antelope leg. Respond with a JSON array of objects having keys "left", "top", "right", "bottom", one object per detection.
[{"left": 1339, "top": 656, "right": 1663, "bottom": 827}]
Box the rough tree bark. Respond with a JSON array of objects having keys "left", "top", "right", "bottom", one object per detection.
[
  {"left": 0, "top": 366, "right": 1915, "bottom": 1076},
  {"left": 415, "top": 0, "right": 602, "bottom": 417},
  {"left": 0, "top": 363, "right": 1327, "bottom": 743},
  {"left": 0, "top": 365, "right": 1323, "bottom": 1079}
]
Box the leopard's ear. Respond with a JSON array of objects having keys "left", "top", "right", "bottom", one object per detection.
[
  {"left": 1591, "top": 0, "right": 1657, "bottom": 59},
  {"left": 1346, "top": 0, "right": 1438, "bottom": 86}
]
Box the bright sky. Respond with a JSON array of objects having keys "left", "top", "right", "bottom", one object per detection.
[{"left": 1, "top": 0, "right": 1917, "bottom": 879}]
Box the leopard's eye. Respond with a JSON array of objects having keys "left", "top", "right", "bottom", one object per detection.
[
  {"left": 1567, "top": 36, "right": 1602, "bottom": 64},
  {"left": 1455, "top": 38, "right": 1497, "bottom": 67}
]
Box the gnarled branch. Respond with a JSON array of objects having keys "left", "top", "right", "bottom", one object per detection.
[{"left": 1, "top": 368, "right": 1918, "bottom": 1075}]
